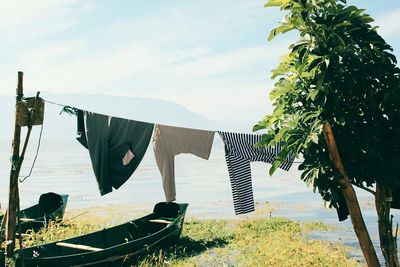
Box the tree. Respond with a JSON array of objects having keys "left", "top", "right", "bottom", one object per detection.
[{"left": 255, "top": 0, "right": 400, "bottom": 266}]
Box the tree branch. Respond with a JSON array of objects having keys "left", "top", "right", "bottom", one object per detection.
[{"left": 351, "top": 182, "right": 376, "bottom": 196}]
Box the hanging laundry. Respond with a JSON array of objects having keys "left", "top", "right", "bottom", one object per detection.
[
  {"left": 335, "top": 185, "right": 400, "bottom": 221},
  {"left": 391, "top": 187, "right": 400, "bottom": 209},
  {"left": 218, "top": 131, "right": 294, "bottom": 215},
  {"left": 153, "top": 124, "right": 215, "bottom": 202},
  {"left": 76, "top": 109, "right": 88, "bottom": 149},
  {"left": 332, "top": 188, "right": 349, "bottom": 221},
  {"left": 76, "top": 110, "right": 154, "bottom": 195}
]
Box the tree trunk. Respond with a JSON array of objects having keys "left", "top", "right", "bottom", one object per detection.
[
  {"left": 375, "top": 184, "right": 399, "bottom": 267},
  {"left": 323, "top": 122, "right": 380, "bottom": 267}
]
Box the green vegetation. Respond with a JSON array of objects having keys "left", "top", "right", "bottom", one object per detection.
[
  {"left": 21, "top": 217, "right": 358, "bottom": 267},
  {"left": 255, "top": 0, "right": 400, "bottom": 264},
  {"left": 22, "top": 221, "right": 102, "bottom": 248}
]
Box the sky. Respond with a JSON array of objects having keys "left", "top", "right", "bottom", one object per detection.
[{"left": 0, "top": 0, "right": 399, "bottom": 124}]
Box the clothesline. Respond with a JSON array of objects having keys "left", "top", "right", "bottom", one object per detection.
[
  {"left": 43, "top": 98, "right": 303, "bottom": 164},
  {"left": 41, "top": 98, "right": 348, "bottom": 220},
  {"left": 43, "top": 99, "right": 78, "bottom": 116},
  {"left": 76, "top": 109, "right": 295, "bottom": 215}
]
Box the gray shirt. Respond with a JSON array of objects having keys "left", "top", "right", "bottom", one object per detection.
[{"left": 153, "top": 124, "right": 215, "bottom": 202}]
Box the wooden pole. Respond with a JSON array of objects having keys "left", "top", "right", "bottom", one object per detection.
[
  {"left": 5, "top": 71, "right": 24, "bottom": 258},
  {"left": 323, "top": 122, "right": 380, "bottom": 267},
  {"left": 375, "top": 184, "right": 399, "bottom": 267}
]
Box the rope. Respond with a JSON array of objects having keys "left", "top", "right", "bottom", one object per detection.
[
  {"left": 17, "top": 98, "right": 75, "bottom": 183},
  {"left": 68, "top": 210, "right": 89, "bottom": 221},
  {"left": 10, "top": 155, "right": 20, "bottom": 171},
  {"left": 19, "top": 123, "right": 44, "bottom": 183},
  {"left": 43, "top": 98, "right": 307, "bottom": 164},
  {"left": 42, "top": 99, "right": 66, "bottom": 108},
  {"left": 60, "top": 106, "right": 78, "bottom": 116},
  {"left": 43, "top": 99, "right": 77, "bottom": 116}
]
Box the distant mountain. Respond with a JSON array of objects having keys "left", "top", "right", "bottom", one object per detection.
[{"left": 0, "top": 92, "right": 220, "bottom": 140}]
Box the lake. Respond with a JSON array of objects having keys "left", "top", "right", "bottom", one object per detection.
[{"left": 0, "top": 136, "right": 398, "bottom": 264}]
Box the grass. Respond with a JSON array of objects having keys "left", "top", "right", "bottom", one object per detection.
[
  {"left": 22, "top": 221, "right": 102, "bottom": 248},
  {"left": 18, "top": 216, "right": 359, "bottom": 267},
  {"left": 140, "top": 218, "right": 358, "bottom": 267}
]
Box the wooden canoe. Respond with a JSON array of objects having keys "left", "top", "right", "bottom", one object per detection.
[
  {"left": 0, "top": 192, "right": 69, "bottom": 234},
  {"left": 15, "top": 202, "right": 188, "bottom": 267}
]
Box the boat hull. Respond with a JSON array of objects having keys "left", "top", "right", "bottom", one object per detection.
[
  {"left": 0, "top": 192, "right": 68, "bottom": 234},
  {"left": 16, "top": 202, "right": 188, "bottom": 267}
]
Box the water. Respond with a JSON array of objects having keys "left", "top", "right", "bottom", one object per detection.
[{"left": 0, "top": 137, "right": 399, "bottom": 264}]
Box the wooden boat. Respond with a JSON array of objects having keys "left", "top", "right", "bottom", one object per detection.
[
  {"left": 15, "top": 202, "right": 188, "bottom": 267},
  {"left": 0, "top": 192, "right": 69, "bottom": 234}
]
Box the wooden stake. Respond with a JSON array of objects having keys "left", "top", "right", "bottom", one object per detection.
[
  {"left": 5, "top": 72, "right": 24, "bottom": 258},
  {"left": 323, "top": 122, "right": 380, "bottom": 267}
]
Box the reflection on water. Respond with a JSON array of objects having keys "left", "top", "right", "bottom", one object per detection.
[{"left": 0, "top": 139, "right": 399, "bottom": 264}]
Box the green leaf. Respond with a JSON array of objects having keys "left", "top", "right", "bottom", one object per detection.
[
  {"left": 274, "top": 127, "right": 289, "bottom": 142},
  {"left": 261, "top": 134, "right": 275, "bottom": 146},
  {"left": 308, "top": 88, "right": 319, "bottom": 101},
  {"left": 253, "top": 122, "right": 266, "bottom": 132},
  {"left": 387, "top": 52, "right": 397, "bottom": 64},
  {"left": 307, "top": 58, "right": 322, "bottom": 72},
  {"left": 298, "top": 47, "right": 307, "bottom": 63},
  {"left": 302, "top": 112, "right": 317, "bottom": 122},
  {"left": 336, "top": 21, "right": 352, "bottom": 28},
  {"left": 301, "top": 11, "right": 308, "bottom": 21},
  {"left": 261, "top": 134, "right": 275, "bottom": 145},
  {"left": 353, "top": 8, "right": 366, "bottom": 17},
  {"left": 268, "top": 24, "right": 294, "bottom": 41},
  {"left": 333, "top": 33, "right": 346, "bottom": 46},
  {"left": 300, "top": 168, "right": 319, "bottom": 186},
  {"left": 309, "top": 133, "right": 319, "bottom": 144},
  {"left": 371, "top": 26, "right": 379, "bottom": 32},
  {"left": 290, "top": 40, "right": 310, "bottom": 52},
  {"left": 359, "top": 15, "right": 374, "bottom": 24},
  {"left": 269, "top": 160, "right": 282, "bottom": 176},
  {"left": 264, "top": 0, "right": 289, "bottom": 7},
  {"left": 273, "top": 103, "right": 285, "bottom": 116},
  {"left": 314, "top": 17, "right": 325, "bottom": 25},
  {"left": 269, "top": 81, "right": 293, "bottom": 100},
  {"left": 342, "top": 5, "right": 359, "bottom": 14}
]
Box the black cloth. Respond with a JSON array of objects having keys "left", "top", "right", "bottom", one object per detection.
[
  {"left": 335, "top": 190, "right": 349, "bottom": 222},
  {"left": 76, "top": 109, "right": 88, "bottom": 148},
  {"left": 391, "top": 187, "right": 400, "bottom": 209},
  {"left": 76, "top": 110, "right": 154, "bottom": 195},
  {"left": 334, "top": 185, "right": 400, "bottom": 221}
]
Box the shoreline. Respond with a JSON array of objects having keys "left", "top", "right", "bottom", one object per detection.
[
  {"left": 20, "top": 204, "right": 360, "bottom": 267},
  {"left": 61, "top": 199, "right": 398, "bottom": 266},
  {"left": 61, "top": 202, "right": 363, "bottom": 264}
]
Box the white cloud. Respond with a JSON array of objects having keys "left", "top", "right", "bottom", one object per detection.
[
  {"left": 0, "top": 37, "right": 285, "bottom": 121},
  {"left": 106, "top": 0, "right": 272, "bottom": 48},
  {"left": 0, "top": 0, "right": 86, "bottom": 29},
  {"left": 0, "top": 0, "right": 288, "bottom": 123},
  {"left": 0, "top": 0, "right": 98, "bottom": 51},
  {"left": 374, "top": 9, "right": 400, "bottom": 38}
]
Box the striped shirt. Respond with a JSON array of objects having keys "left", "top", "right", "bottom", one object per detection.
[{"left": 218, "top": 131, "right": 294, "bottom": 215}]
